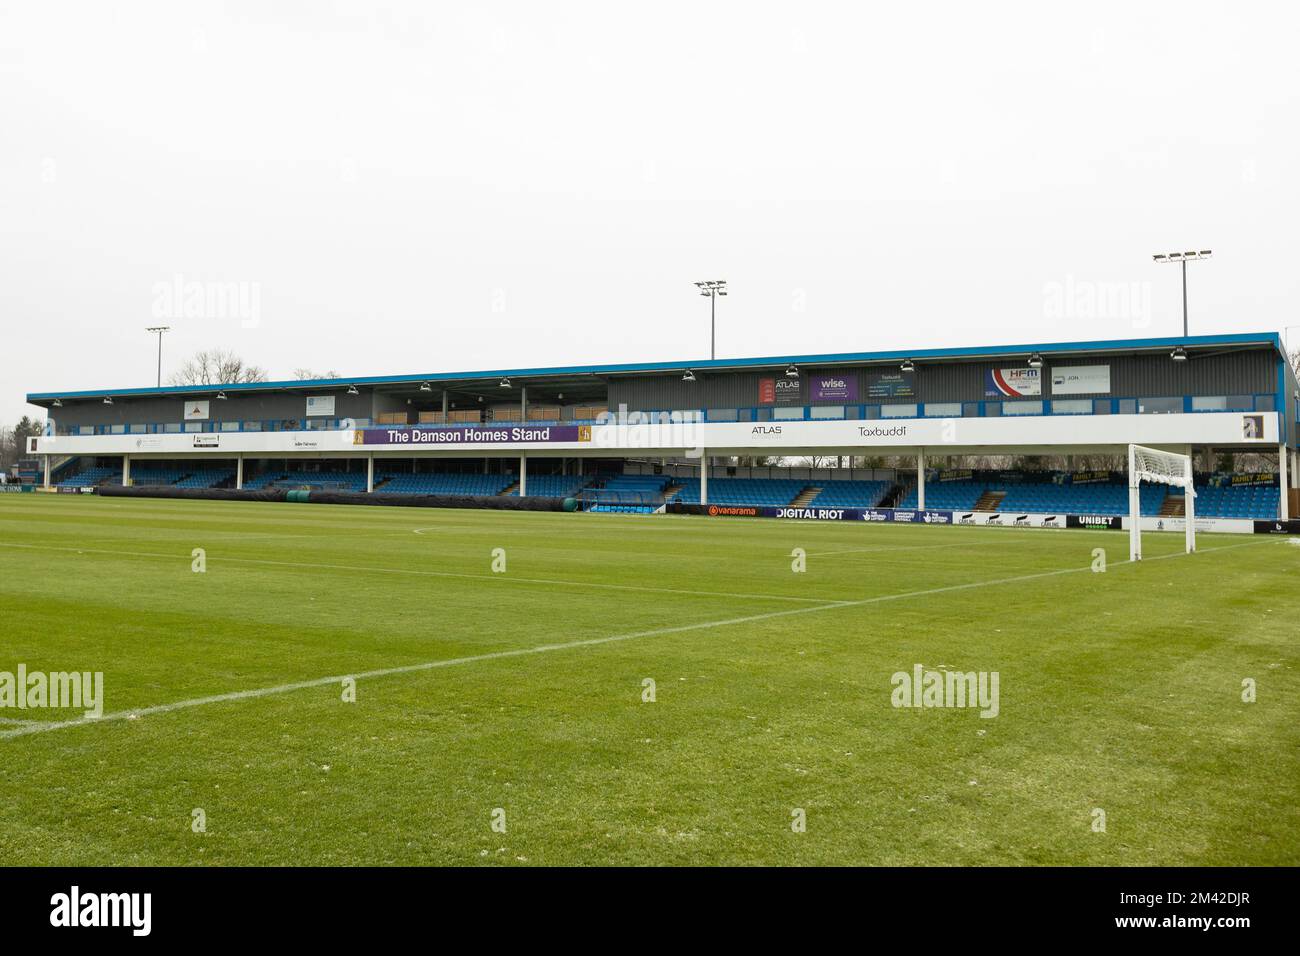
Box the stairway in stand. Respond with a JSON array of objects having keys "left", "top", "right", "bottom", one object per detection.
[
  {"left": 789, "top": 486, "right": 821, "bottom": 507},
  {"left": 1159, "top": 494, "right": 1185, "bottom": 517},
  {"left": 661, "top": 482, "right": 683, "bottom": 504},
  {"left": 498, "top": 481, "right": 520, "bottom": 496},
  {"left": 973, "top": 490, "right": 1006, "bottom": 512}
]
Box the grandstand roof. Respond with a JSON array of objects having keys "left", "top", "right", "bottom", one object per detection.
[{"left": 25, "top": 331, "right": 1288, "bottom": 405}]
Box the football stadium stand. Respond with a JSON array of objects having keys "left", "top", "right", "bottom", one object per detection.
[
  {"left": 375, "top": 473, "right": 514, "bottom": 496},
  {"left": 508, "top": 475, "right": 588, "bottom": 497},
  {"left": 56, "top": 465, "right": 121, "bottom": 487},
  {"left": 20, "top": 331, "right": 1300, "bottom": 528},
  {"left": 1195, "top": 482, "right": 1280, "bottom": 519},
  {"left": 806, "top": 480, "right": 893, "bottom": 508}
]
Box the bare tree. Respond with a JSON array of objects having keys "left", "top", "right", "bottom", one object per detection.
[
  {"left": 292, "top": 368, "right": 341, "bottom": 380},
  {"left": 168, "top": 350, "right": 268, "bottom": 386},
  {"left": 1, "top": 417, "right": 43, "bottom": 470}
]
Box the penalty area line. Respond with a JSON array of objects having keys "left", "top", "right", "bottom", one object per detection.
[{"left": 0, "top": 539, "right": 1258, "bottom": 741}]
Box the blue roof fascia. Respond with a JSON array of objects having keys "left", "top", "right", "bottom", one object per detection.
[{"left": 26, "top": 331, "right": 1285, "bottom": 403}]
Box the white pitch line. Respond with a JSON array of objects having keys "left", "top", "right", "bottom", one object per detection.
[{"left": 1, "top": 539, "right": 1266, "bottom": 741}]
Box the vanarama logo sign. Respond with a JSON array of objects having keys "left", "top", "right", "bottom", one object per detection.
[{"left": 707, "top": 505, "right": 758, "bottom": 517}]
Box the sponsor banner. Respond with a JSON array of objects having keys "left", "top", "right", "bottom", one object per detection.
[
  {"left": 810, "top": 375, "right": 858, "bottom": 403},
  {"left": 357, "top": 424, "right": 592, "bottom": 446},
  {"left": 1065, "top": 470, "right": 1113, "bottom": 485},
  {"left": 1050, "top": 364, "right": 1110, "bottom": 395},
  {"left": 306, "top": 395, "right": 336, "bottom": 417},
  {"left": 1241, "top": 414, "right": 1265, "bottom": 440},
  {"left": 1133, "top": 515, "right": 1255, "bottom": 535},
  {"left": 985, "top": 368, "right": 1041, "bottom": 398},
  {"left": 954, "top": 511, "right": 1066, "bottom": 528},
  {"left": 0, "top": 485, "right": 33, "bottom": 493},
  {"left": 675, "top": 504, "right": 1111, "bottom": 529},
  {"left": 865, "top": 371, "right": 915, "bottom": 399},
  {"left": 1213, "top": 471, "right": 1275, "bottom": 487},
  {"left": 1254, "top": 519, "right": 1300, "bottom": 534},
  {"left": 55, "top": 486, "right": 96, "bottom": 494},
  {"left": 758, "top": 377, "right": 802, "bottom": 405},
  {"left": 183, "top": 400, "right": 210, "bottom": 421},
  {"left": 192, "top": 434, "right": 220, "bottom": 448},
  {"left": 935, "top": 468, "right": 973, "bottom": 482},
  {"left": 1067, "top": 514, "right": 1123, "bottom": 529}
]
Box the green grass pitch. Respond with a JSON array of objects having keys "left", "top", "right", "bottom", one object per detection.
[{"left": 0, "top": 494, "right": 1297, "bottom": 866}]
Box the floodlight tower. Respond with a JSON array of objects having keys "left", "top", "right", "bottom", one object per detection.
[
  {"left": 1152, "top": 250, "right": 1212, "bottom": 336},
  {"left": 694, "top": 280, "right": 727, "bottom": 360},
  {"left": 146, "top": 326, "right": 170, "bottom": 387}
]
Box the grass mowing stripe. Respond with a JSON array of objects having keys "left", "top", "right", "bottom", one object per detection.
[
  {"left": 0, "top": 540, "right": 841, "bottom": 606},
  {"left": 2, "top": 539, "right": 1258, "bottom": 741}
]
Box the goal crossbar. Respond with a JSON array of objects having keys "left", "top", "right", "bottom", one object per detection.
[{"left": 1128, "top": 444, "right": 1195, "bottom": 561}]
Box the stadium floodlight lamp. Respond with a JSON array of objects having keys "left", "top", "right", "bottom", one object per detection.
[
  {"left": 346, "top": 384, "right": 359, "bottom": 395},
  {"left": 694, "top": 280, "right": 727, "bottom": 360},
  {"left": 52, "top": 398, "right": 63, "bottom": 407},
  {"left": 1028, "top": 352, "right": 1044, "bottom": 369},
  {"left": 419, "top": 381, "right": 432, "bottom": 392},
  {"left": 216, "top": 391, "right": 228, "bottom": 400},
  {"left": 1170, "top": 346, "right": 1188, "bottom": 362},
  {"left": 682, "top": 369, "right": 696, "bottom": 382},
  {"left": 145, "top": 325, "right": 170, "bottom": 387},
  {"left": 900, "top": 358, "right": 915, "bottom": 373},
  {"left": 102, "top": 396, "right": 113, "bottom": 405},
  {"left": 1153, "top": 247, "right": 1212, "bottom": 335},
  {"left": 785, "top": 364, "right": 799, "bottom": 378},
  {"left": 499, "top": 377, "right": 511, "bottom": 388}
]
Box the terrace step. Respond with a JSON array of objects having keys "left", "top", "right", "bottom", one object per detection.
[
  {"left": 789, "top": 485, "right": 822, "bottom": 507},
  {"left": 499, "top": 481, "right": 520, "bottom": 496},
  {"left": 1160, "top": 494, "right": 1185, "bottom": 517},
  {"left": 879, "top": 483, "right": 906, "bottom": 508},
  {"left": 973, "top": 490, "right": 1006, "bottom": 512},
  {"left": 661, "top": 482, "right": 683, "bottom": 503}
]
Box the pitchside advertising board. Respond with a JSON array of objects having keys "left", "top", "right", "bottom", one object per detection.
[{"left": 670, "top": 503, "right": 1272, "bottom": 533}]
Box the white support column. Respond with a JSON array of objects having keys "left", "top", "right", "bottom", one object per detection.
[
  {"left": 1184, "top": 444, "right": 1196, "bottom": 553},
  {"left": 43, "top": 455, "right": 50, "bottom": 488},
  {"left": 519, "top": 454, "right": 527, "bottom": 496},
  {"left": 1280, "top": 444, "right": 1290, "bottom": 520},
  {"left": 700, "top": 452, "right": 709, "bottom": 505},
  {"left": 236, "top": 455, "right": 244, "bottom": 490},
  {"left": 122, "top": 454, "right": 131, "bottom": 487},
  {"left": 366, "top": 454, "right": 374, "bottom": 493},
  {"left": 916, "top": 448, "right": 926, "bottom": 511}
]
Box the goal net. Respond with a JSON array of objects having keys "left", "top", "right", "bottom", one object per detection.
[{"left": 1128, "top": 444, "right": 1195, "bottom": 561}]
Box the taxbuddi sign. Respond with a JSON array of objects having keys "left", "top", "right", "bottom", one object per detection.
[{"left": 356, "top": 425, "right": 592, "bottom": 446}]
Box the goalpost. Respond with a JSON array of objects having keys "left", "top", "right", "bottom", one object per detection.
[{"left": 1128, "top": 444, "right": 1195, "bottom": 561}]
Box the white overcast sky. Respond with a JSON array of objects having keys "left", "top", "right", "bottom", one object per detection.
[{"left": 2, "top": 1, "right": 1297, "bottom": 423}]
